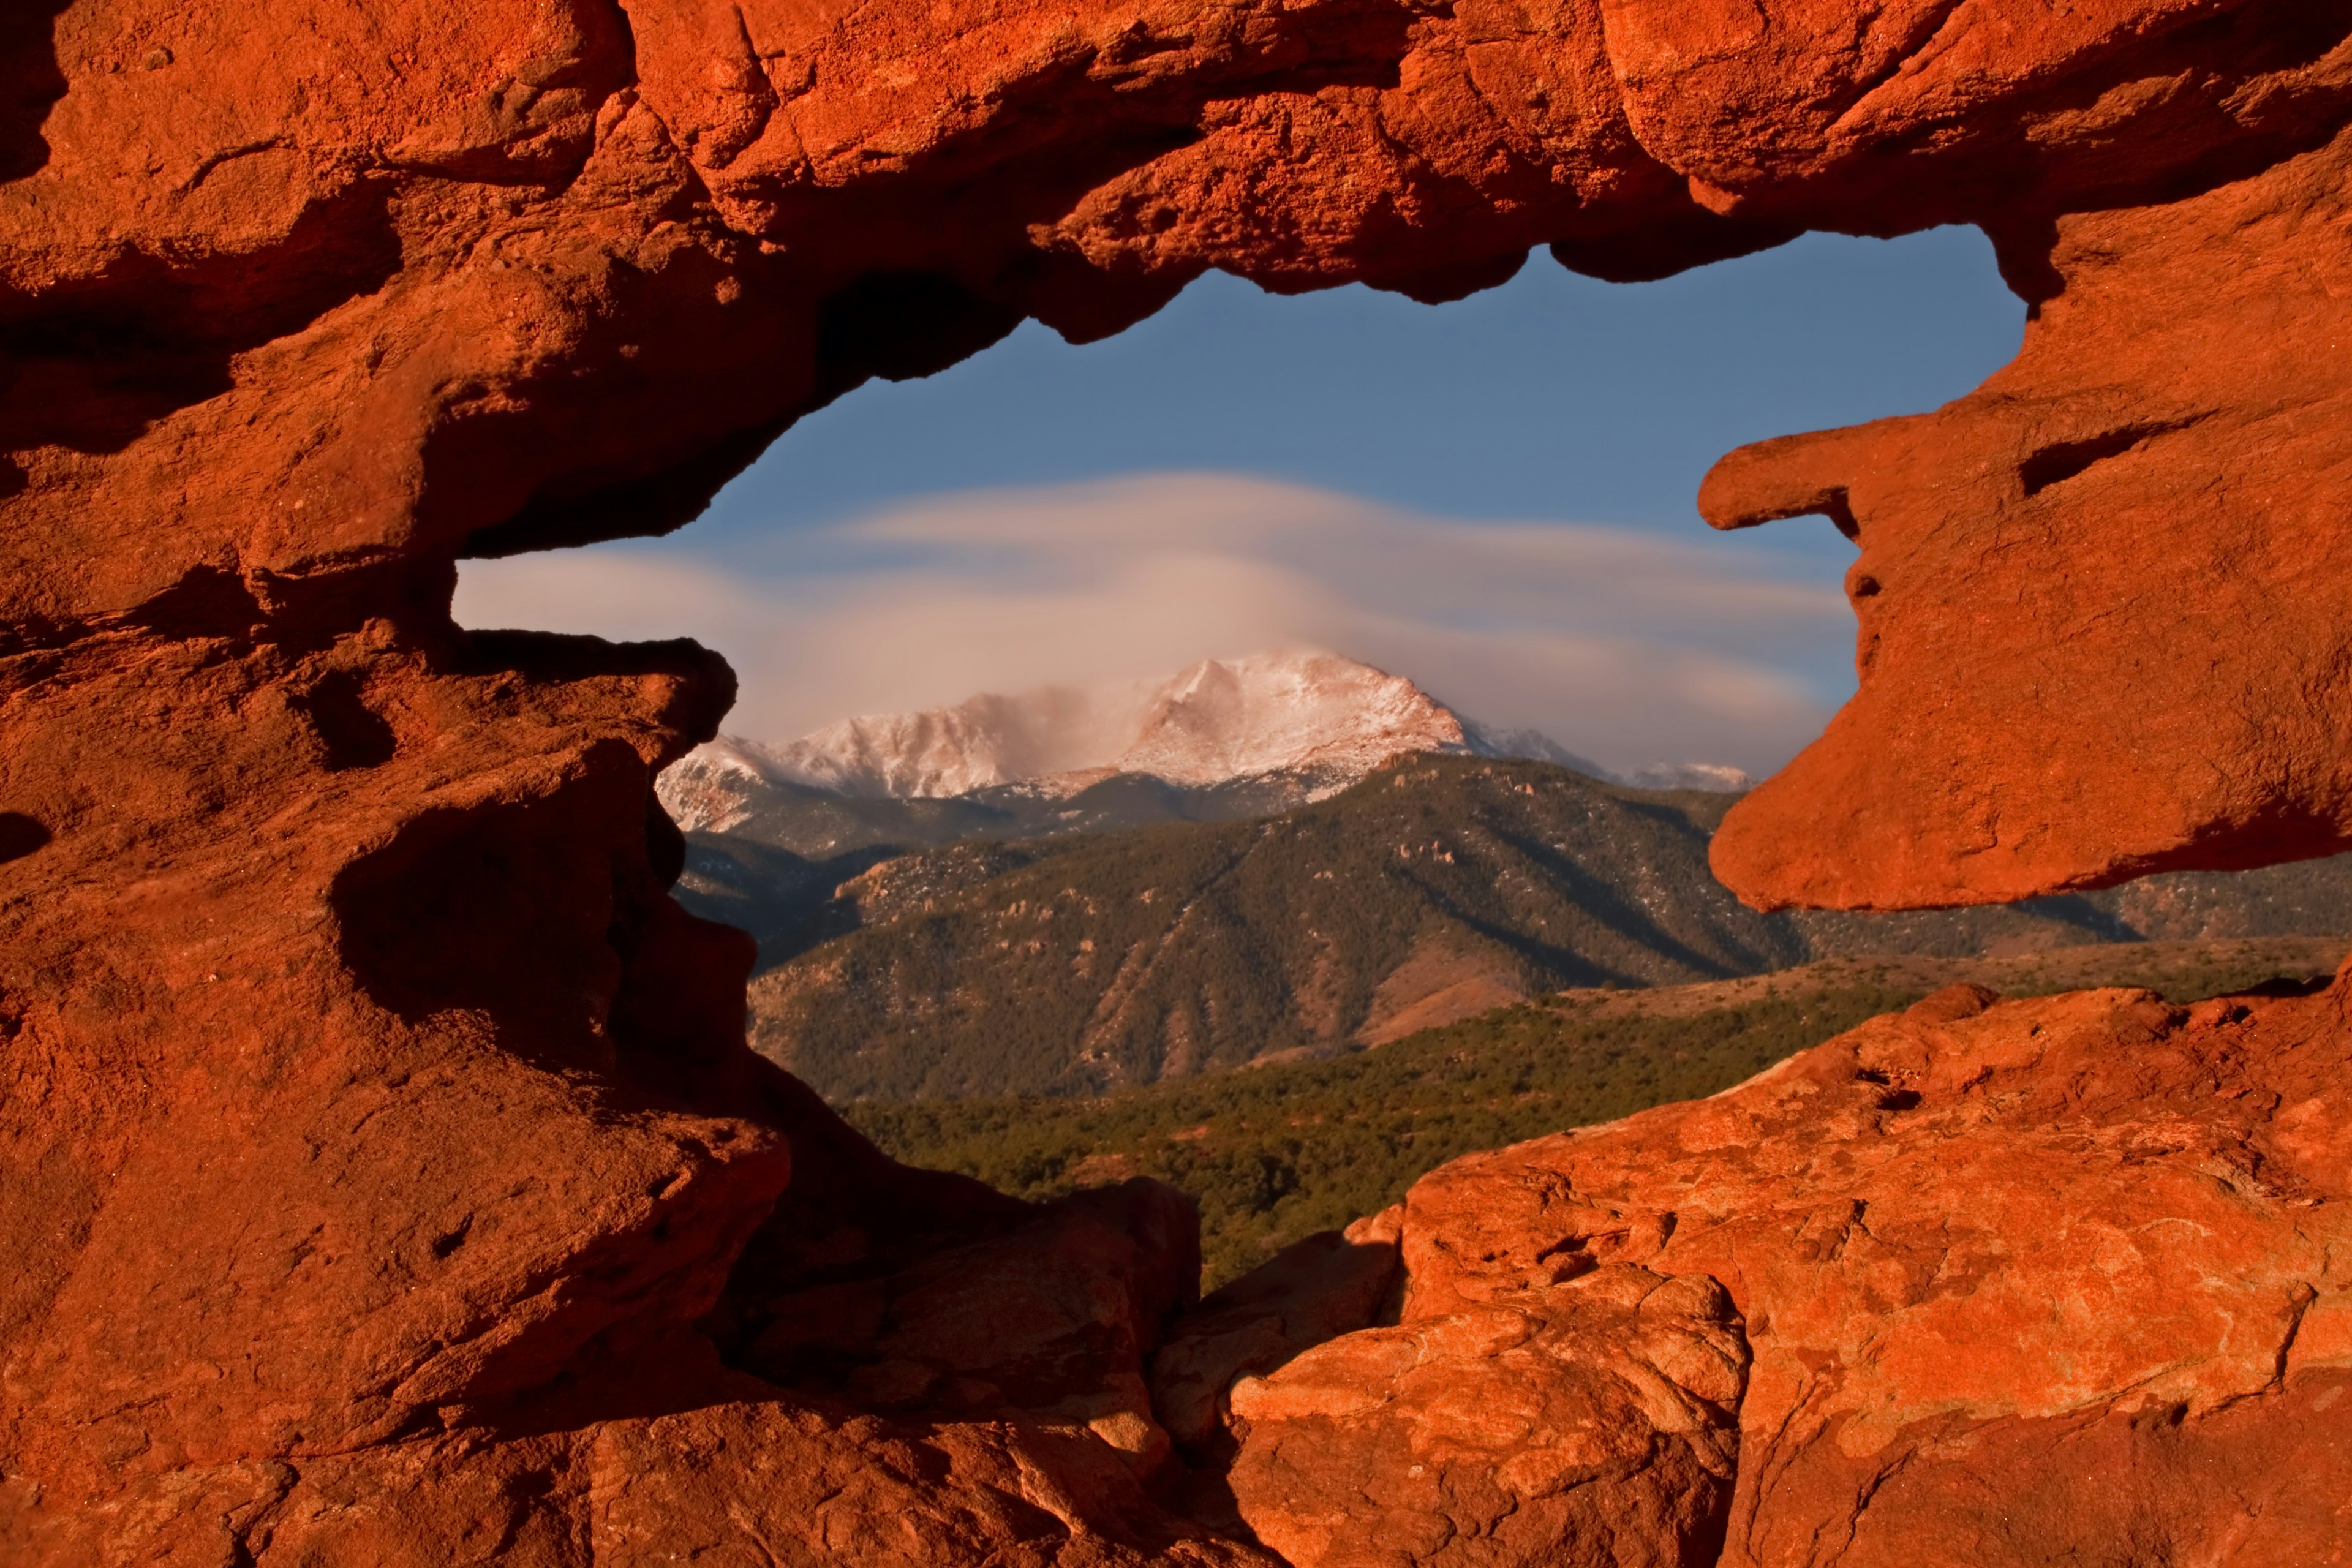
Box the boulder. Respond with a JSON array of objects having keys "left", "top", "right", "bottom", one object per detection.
[
  {"left": 1152, "top": 1205, "right": 1405, "bottom": 1457},
  {"left": 1226, "top": 1264, "right": 1746, "bottom": 1568}
]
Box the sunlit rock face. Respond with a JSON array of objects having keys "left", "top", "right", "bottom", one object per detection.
[
  {"left": 1703, "top": 125, "right": 2352, "bottom": 910},
  {"left": 1339, "top": 981, "right": 2352, "bottom": 1566},
  {"left": 6, "top": 1, "right": 2352, "bottom": 1562}
]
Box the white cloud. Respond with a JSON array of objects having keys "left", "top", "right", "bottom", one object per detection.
[{"left": 454, "top": 472, "right": 1856, "bottom": 775}]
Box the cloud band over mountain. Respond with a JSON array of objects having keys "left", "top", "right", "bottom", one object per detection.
[{"left": 455, "top": 472, "right": 1857, "bottom": 777}]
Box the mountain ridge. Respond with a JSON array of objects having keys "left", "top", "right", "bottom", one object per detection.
[
  {"left": 716, "top": 754, "right": 2352, "bottom": 1102},
  {"left": 658, "top": 650, "right": 1746, "bottom": 838}
]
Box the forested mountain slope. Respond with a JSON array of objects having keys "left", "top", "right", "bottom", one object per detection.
[{"left": 728, "top": 756, "right": 2352, "bottom": 1101}]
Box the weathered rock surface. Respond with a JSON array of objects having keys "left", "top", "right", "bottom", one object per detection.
[
  {"left": 9, "top": 1, "right": 2352, "bottom": 913},
  {"left": 1335, "top": 981, "right": 2352, "bottom": 1563},
  {"left": 1706, "top": 119, "right": 2352, "bottom": 908},
  {"left": 1227, "top": 1264, "right": 1748, "bottom": 1567},
  {"left": 7, "top": 1330, "right": 1282, "bottom": 1566},
  {"left": 9, "top": 0, "right": 2352, "bottom": 1562}
]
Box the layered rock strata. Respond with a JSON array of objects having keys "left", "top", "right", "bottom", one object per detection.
[{"left": 7, "top": 0, "right": 2352, "bottom": 1562}]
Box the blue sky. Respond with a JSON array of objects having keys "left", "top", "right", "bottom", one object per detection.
[{"left": 458, "top": 226, "right": 2024, "bottom": 775}]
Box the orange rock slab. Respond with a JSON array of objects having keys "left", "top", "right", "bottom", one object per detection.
[
  {"left": 1327, "top": 981, "right": 2352, "bottom": 1562},
  {"left": 1227, "top": 1265, "right": 1747, "bottom": 1568}
]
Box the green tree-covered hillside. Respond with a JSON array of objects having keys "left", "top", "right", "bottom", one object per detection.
[
  {"left": 848, "top": 941, "right": 2343, "bottom": 1287},
  {"left": 739, "top": 756, "right": 2352, "bottom": 1101}
]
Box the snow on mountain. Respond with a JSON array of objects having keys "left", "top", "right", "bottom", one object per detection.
[
  {"left": 1618, "top": 761, "right": 1755, "bottom": 793},
  {"left": 655, "top": 736, "right": 781, "bottom": 835},
  {"left": 1461, "top": 722, "right": 1604, "bottom": 775},
  {"left": 1114, "top": 651, "right": 1474, "bottom": 786},
  {"left": 765, "top": 683, "right": 1152, "bottom": 800},
  {"left": 657, "top": 650, "right": 1749, "bottom": 831}
]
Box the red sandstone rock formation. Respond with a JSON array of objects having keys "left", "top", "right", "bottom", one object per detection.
[
  {"left": 8, "top": 0, "right": 2352, "bottom": 1562},
  {"left": 1704, "top": 128, "right": 2352, "bottom": 908},
  {"left": 6, "top": 0, "right": 2348, "bottom": 900},
  {"left": 1371, "top": 981, "right": 2352, "bottom": 1562},
  {"left": 1151, "top": 1205, "right": 1406, "bottom": 1460}
]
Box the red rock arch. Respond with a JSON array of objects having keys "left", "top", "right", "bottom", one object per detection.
[{"left": 5, "top": 2, "right": 2352, "bottom": 1561}]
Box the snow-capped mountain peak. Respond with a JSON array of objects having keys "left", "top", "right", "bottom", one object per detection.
[
  {"left": 1114, "top": 651, "right": 1473, "bottom": 786},
  {"left": 766, "top": 684, "right": 1137, "bottom": 801},
  {"left": 655, "top": 650, "right": 1747, "bottom": 832},
  {"left": 653, "top": 735, "right": 780, "bottom": 835}
]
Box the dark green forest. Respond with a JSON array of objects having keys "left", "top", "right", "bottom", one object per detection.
[
  {"left": 847, "top": 986, "right": 1908, "bottom": 1286},
  {"left": 844, "top": 940, "right": 2330, "bottom": 1286}
]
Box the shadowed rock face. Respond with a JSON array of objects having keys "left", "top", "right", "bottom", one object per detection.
[{"left": 6, "top": 1, "right": 2352, "bottom": 1562}]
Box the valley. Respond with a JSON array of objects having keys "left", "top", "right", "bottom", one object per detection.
[
  {"left": 846, "top": 938, "right": 2346, "bottom": 1286},
  {"left": 673, "top": 655, "right": 2352, "bottom": 1296}
]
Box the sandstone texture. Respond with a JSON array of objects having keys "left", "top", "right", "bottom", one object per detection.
[
  {"left": 1704, "top": 124, "right": 2352, "bottom": 908},
  {"left": 1229, "top": 981, "right": 2352, "bottom": 1564},
  {"left": 9, "top": 0, "right": 2352, "bottom": 1562},
  {"left": 1151, "top": 1204, "right": 1406, "bottom": 1459},
  {"left": 1227, "top": 1264, "right": 1747, "bottom": 1568}
]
